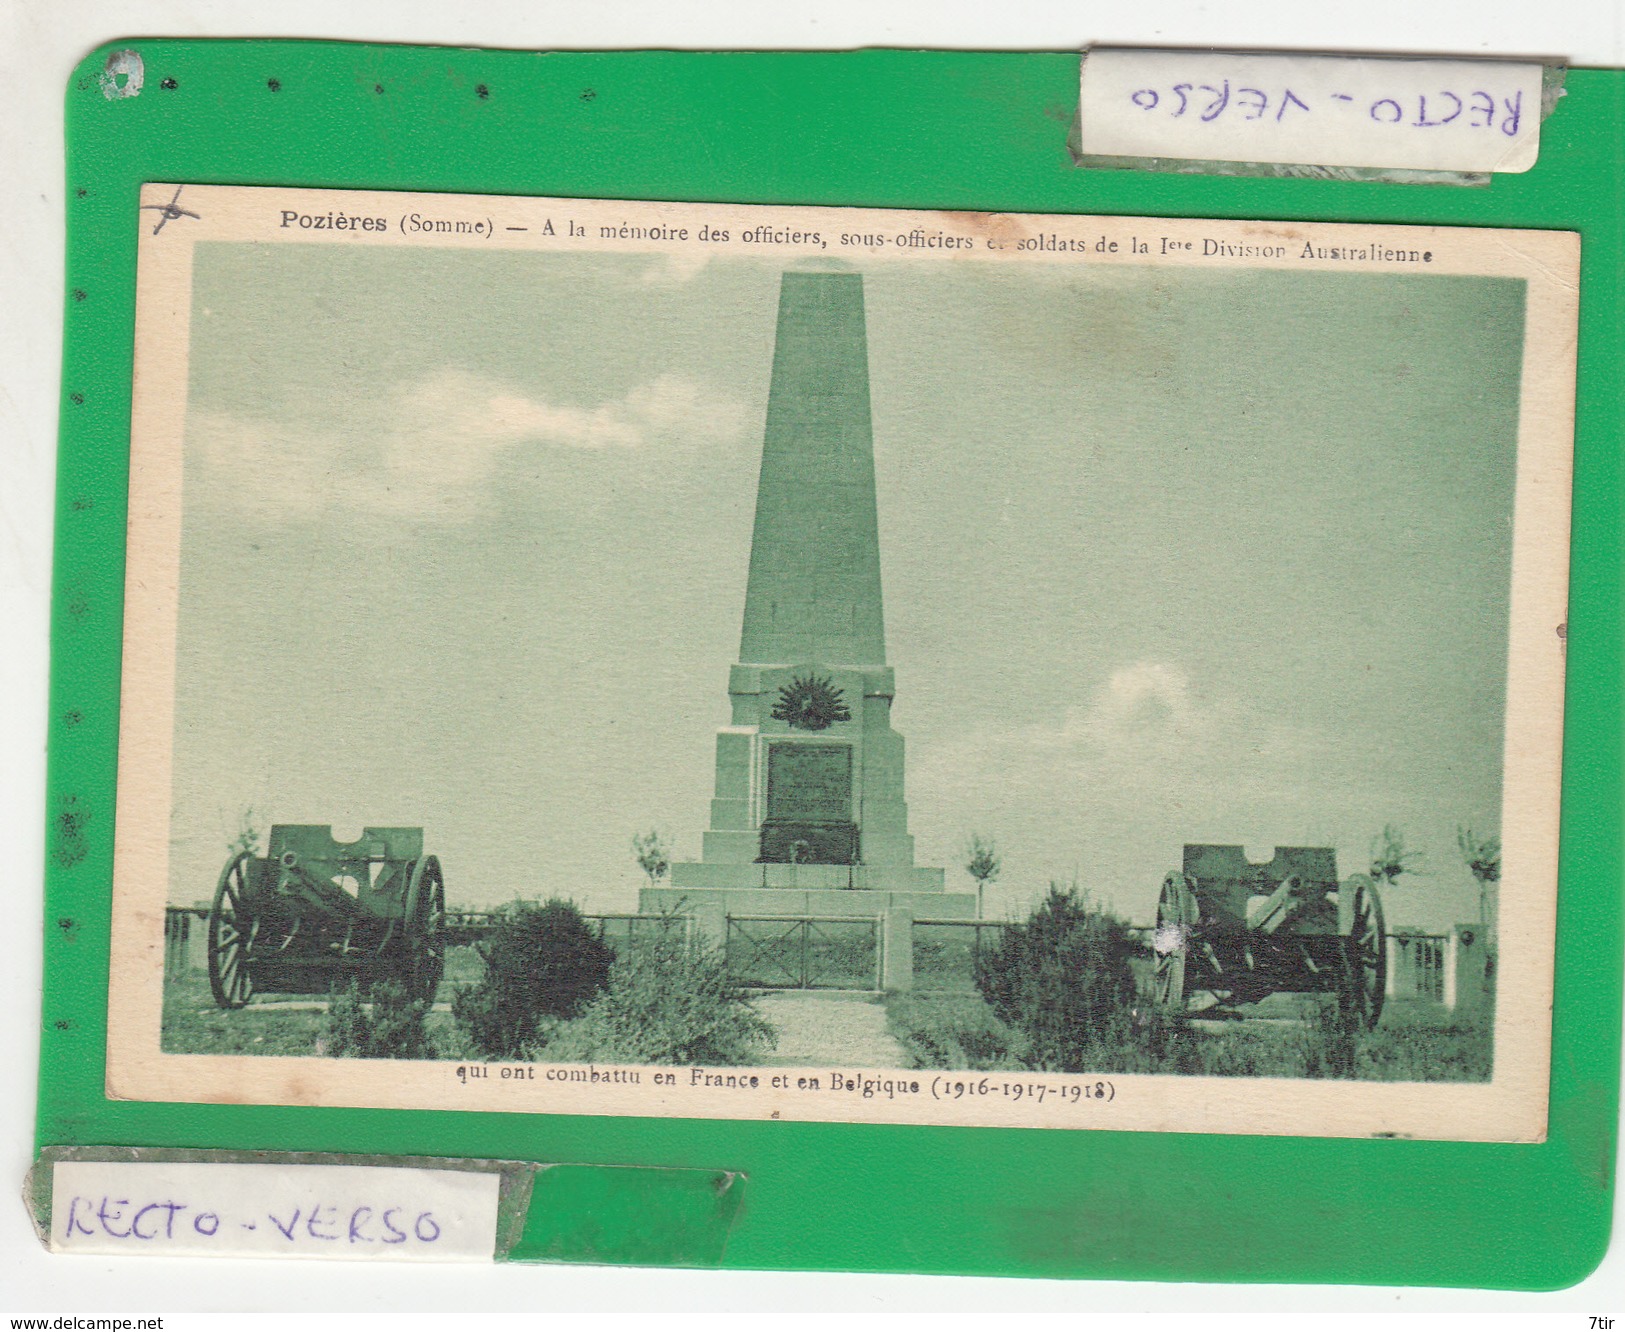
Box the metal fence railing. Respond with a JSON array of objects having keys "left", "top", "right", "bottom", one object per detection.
[
  {"left": 441, "top": 911, "right": 498, "bottom": 946},
  {"left": 1389, "top": 932, "right": 1447, "bottom": 1002},
  {"left": 588, "top": 912, "right": 688, "bottom": 954},
  {"left": 911, "top": 919, "right": 1009, "bottom": 991},
  {"left": 160, "top": 903, "right": 1459, "bottom": 1007},
  {"left": 164, "top": 907, "right": 199, "bottom": 980},
  {"left": 159, "top": 904, "right": 688, "bottom": 976}
]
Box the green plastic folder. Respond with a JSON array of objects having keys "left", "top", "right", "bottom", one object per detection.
[{"left": 39, "top": 40, "right": 1622, "bottom": 1285}]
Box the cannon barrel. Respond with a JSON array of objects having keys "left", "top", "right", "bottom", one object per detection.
[
  {"left": 1244, "top": 874, "right": 1303, "bottom": 935},
  {"left": 272, "top": 849, "right": 368, "bottom": 916}
]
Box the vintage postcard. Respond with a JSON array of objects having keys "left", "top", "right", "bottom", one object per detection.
[{"left": 108, "top": 184, "right": 1576, "bottom": 1140}]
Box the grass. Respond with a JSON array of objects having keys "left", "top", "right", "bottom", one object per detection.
[
  {"left": 1346, "top": 999, "right": 1493, "bottom": 1081},
  {"left": 162, "top": 976, "right": 333, "bottom": 1056},
  {"left": 885, "top": 992, "right": 1027, "bottom": 1070},
  {"left": 885, "top": 991, "right": 1492, "bottom": 1082},
  {"left": 163, "top": 974, "right": 476, "bottom": 1058},
  {"left": 163, "top": 947, "right": 1492, "bottom": 1083},
  {"left": 163, "top": 937, "right": 779, "bottom": 1064},
  {"left": 160, "top": 949, "right": 485, "bottom": 1058}
]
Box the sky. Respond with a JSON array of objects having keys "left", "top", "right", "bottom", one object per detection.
[{"left": 167, "top": 241, "right": 1523, "bottom": 933}]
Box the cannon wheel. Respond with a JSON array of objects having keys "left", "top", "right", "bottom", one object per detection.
[
  {"left": 401, "top": 855, "right": 446, "bottom": 1005},
  {"left": 1153, "top": 872, "right": 1199, "bottom": 1014},
  {"left": 206, "top": 851, "right": 256, "bottom": 1010},
  {"left": 1340, "top": 875, "right": 1387, "bottom": 1030}
]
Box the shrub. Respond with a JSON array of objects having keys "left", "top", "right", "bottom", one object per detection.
[
  {"left": 452, "top": 899, "right": 614, "bottom": 1059},
  {"left": 974, "top": 883, "right": 1140, "bottom": 1072},
  {"left": 543, "top": 925, "right": 776, "bottom": 1066},
  {"left": 322, "top": 979, "right": 434, "bottom": 1060}
]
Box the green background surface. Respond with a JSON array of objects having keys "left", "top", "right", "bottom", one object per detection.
[{"left": 42, "top": 40, "right": 1623, "bottom": 1285}]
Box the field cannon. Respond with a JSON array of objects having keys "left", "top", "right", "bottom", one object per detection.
[
  {"left": 1152, "top": 844, "right": 1386, "bottom": 1028},
  {"left": 207, "top": 825, "right": 445, "bottom": 1010}
]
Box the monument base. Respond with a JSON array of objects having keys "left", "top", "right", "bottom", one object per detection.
[
  {"left": 642, "top": 885, "right": 976, "bottom": 924},
  {"left": 668, "top": 860, "right": 946, "bottom": 893}
]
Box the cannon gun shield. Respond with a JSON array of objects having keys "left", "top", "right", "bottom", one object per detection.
[{"left": 1152, "top": 844, "right": 1388, "bottom": 1028}]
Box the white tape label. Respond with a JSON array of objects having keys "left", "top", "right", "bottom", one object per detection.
[
  {"left": 50, "top": 1161, "right": 501, "bottom": 1262},
  {"left": 1078, "top": 50, "right": 1544, "bottom": 173}
]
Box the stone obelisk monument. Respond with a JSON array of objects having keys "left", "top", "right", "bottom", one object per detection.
[{"left": 643, "top": 270, "right": 974, "bottom": 956}]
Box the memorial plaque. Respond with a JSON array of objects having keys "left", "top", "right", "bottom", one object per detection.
[{"left": 765, "top": 744, "right": 852, "bottom": 824}]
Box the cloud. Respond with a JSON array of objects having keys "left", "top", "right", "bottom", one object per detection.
[
  {"left": 1061, "top": 661, "right": 1211, "bottom": 751},
  {"left": 913, "top": 659, "right": 1329, "bottom": 844},
  {"left": 907, "top": 657, "right": 1486, "bottom": 929},
  {"left": 906, "top": 662, "right": 1353, "bottom": 918},
  {"left": 187, "top": 369, "right": 749, "bottom": 521},
  {"left": 911, "top": 660, "right": 1223, "bottom": 804}
]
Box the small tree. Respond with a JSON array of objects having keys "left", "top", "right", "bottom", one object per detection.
[
  {"left": 632, "top": 830, "right": 672, "bottom": 888},
  {"left": 963, "top": 834, "right": 1001, "bottom": 920},
  {"left": 975, "top": 883, "right": 1138, "bottom": 1072},
  {"left": 1368, "top": 824, "right": 1424, "bottom": 891},
  {"left": 1457, "top": 826, "right": 1501, "bottom": 936},
  {"left": 451, "top": 900, "right": 614, "bottom": 1058},
  {"left": 229, "top": 807, "right": 263, "bottom": 857}
]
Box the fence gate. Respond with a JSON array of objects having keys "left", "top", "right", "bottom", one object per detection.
[{"left": 726, "top": 915, "right": 880, "bottom": 990}]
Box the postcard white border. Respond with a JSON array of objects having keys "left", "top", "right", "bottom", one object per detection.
[{"left": 107, "top": 185, "right": 1577, "bottom": 1141}]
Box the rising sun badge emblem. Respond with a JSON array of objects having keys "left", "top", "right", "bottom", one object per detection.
[{"left": 771, "top": 674, "right": 852, "bottom": 731}]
